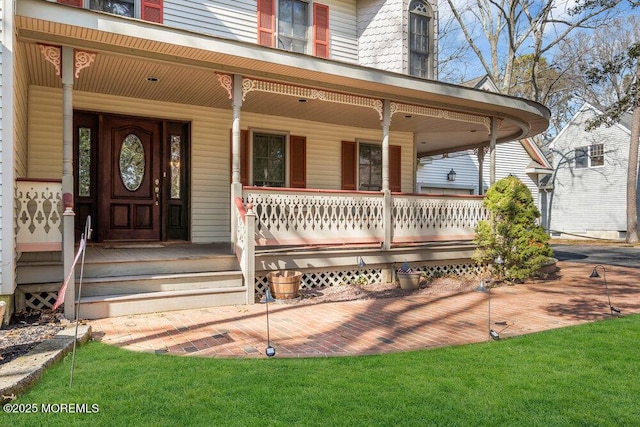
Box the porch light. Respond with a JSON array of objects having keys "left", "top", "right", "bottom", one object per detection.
[
  {"left": 589, "top": 265, "right": 621, "bottom": 315},
  {"left": 447, "top": 169, "right": 456, "bottom": 181}
]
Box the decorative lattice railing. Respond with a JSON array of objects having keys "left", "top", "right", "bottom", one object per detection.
[
  {"left": 392, "top": 195, "right": 488, "bottom": 243},
  {"left": 16, "top": 179, "right": 63, "bottom": 252},
  {"left": 244, "top": 188, "right": 487, "bottom": 247},
  {"left": 243, "top": 188, "right": 385, "bottom": 246}
]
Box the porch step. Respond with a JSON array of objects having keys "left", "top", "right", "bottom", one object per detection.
[
  {"left": 78, "top": 286, "right": 248, "bottom": 319},
  {"left": 79, "top": 271, "right": 243, "bottom": 297}
]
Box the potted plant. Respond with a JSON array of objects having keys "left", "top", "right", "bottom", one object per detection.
[{"left": 397, "top": 263, "right": 422, "bottom": 290}]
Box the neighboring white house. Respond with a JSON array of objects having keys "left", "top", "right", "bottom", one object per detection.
[
  {"left": 547, "top": 103, "right": 636, "bottom": 240},
  {"left": 416, "top": 75, "right": 553, "bottom": 216}
]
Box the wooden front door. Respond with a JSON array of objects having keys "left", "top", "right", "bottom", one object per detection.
[
  {"left": 75, "top": 112, "right": 190, "bottom": 242},
  {"left": 99, "top": 116, "right": 162, "bottom": 241}
]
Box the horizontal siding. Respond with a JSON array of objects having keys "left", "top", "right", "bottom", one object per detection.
[
  {"left": 28, "top": 86, "right": 414, "bottom": 243},
  {"left": 417, "top": 141, "right": 543, "bottom": 209},
  {"left": 549, "top": 107, "right": 629, "bottom": 234},
  {"left": 164, "top": 0, "right": 257, "bottom": 44},
  {"left": 14, "top": 42, "right": 28, "bottom": 177},
  {"left": 164, "top": 0, "right": 359, "bottom": 63},
  {"left": 242, "top": 112, "right": 414, "bottom": 191}
]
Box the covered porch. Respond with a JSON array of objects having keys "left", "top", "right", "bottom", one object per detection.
[{"left": 9, "top": 0, "right": 549, "bottom": 319}]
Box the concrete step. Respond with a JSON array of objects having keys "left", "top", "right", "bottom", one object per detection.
[{"left": 78, "top": 286, "right": 249, "bottom": 319}]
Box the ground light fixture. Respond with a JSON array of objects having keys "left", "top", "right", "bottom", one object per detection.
[
  {"left": 589, "top": 265, "right": 621, "bottom": 315},
  {"left": 475, "top": 280, "right": 500, "bottom": 340},
  {"left": 260, "top": 288, "right": 277, "bottom": 357}
]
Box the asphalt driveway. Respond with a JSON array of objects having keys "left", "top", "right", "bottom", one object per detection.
[{"left": 552, "top": 243, "right": 640, "bottom": 269}]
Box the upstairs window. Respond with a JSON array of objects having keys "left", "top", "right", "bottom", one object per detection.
[
  {"left": 278, "top": 0, "right": 309, "bottom": 53},
  {"left": 575, "top": 144, "right": 604, "bottom": 168},
  {"left": 59, "top": 0, "right": 162, "bottom": 23},
  {"left": 90, "top": 0, "right": 134, "bottom": 18},
  {"left": 409, "top": 1, "right": 433, "bottom": 79},
  {"left": 257, "top": 0, "right": 329, "bottom": 58}
]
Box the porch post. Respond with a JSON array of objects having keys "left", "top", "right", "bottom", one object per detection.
[
  {"left": 230, "top": 75, "right": 243, "bottom": 253},
  {"left": 382, "top": 99, "right": 392, "bottom": 250},
  {"left": 477, "top": 146, "right": 485, "bottom": 195},
  {"left": 489, "top": 116, "right": 497, "bottom": 186},
  {"left": 61, "top": 47, "right": 76, "bottom": 320}
]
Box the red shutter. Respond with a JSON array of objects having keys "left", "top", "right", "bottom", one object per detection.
[
  {"left": 57, "top": 0, "right": 83, "bottom": 6},
  {"left": 313, "top": 3, "right": 330, "bottom": 58},
  {"left": 230, "top": 129, "right": 249, "bottom": 186},
  {"left": 341, "top": 141, "right": 357, "bottom": 190},
  {"left": 141, "top": 0, "right": 163, "bottom": 23},
  {"left": 257, "top": 0, "right": 275, "bottom": 47},
  {"left": 290, "top": 136, "right": 307, "bottom": 188},
  {"left": 389, "top": 145, "right": 402, "bottom": 192}
]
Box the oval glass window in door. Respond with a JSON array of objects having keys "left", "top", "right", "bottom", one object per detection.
[{"left": 119, "top": 134, "right": 145, "bottom": 191}]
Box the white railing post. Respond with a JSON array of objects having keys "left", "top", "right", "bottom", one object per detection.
[
  {"left": 383, "top": 190, "right": 392, "bottom": 250},
  {"left": 243, "top": 204, "right": 256, "bottom": 304}
]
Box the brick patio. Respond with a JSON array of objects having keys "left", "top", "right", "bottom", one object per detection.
[{"left": 89, "top": 261, "right": 640, "bottom": 358}]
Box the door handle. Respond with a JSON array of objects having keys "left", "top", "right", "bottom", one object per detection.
[{"left": 154, "top": 178, "right": 160, "bottom": 205}]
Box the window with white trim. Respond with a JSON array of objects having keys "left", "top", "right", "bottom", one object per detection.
[
  {"left": 359, "top": 143, "right": 382, "bottom": 191},
  {"left": 89, "top": 0, "right": 135, "bottom": 17},
  {"left": 575, "top": 144, "right": 604, "bottom": 168},
  {"left": 258, "top": 0, "right": 329, "bottom": 58},
  {"left": 253, "top": 133, "right": 286, "bottom": 187},
  {"left": 278, "top": 0, "right": 309, "bottom": 53}
]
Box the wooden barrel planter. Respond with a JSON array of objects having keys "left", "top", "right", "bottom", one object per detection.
[
  {"left": 397, "top": 271, "right": 422, "bottom": 290},
  {"left": 267, "top": 270, "right": 302, "bottom": 300}
]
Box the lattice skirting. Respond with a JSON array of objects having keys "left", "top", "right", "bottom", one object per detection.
[
  {"left": 15, "top": 284, "right": 60, "bottom": 311},
  {"left": 255, "top": 262, "right": 479, "bottom": 296}
]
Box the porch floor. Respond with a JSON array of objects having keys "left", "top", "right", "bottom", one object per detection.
[{"left": 89, "top": 261, "right": 640, "bottom": 358}]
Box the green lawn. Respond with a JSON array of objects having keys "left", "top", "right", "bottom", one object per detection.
[{"left": 3, "top": 315, "right": 640, "bottom": 426}]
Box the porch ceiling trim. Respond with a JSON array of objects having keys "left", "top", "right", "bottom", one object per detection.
[{"left": 17, "top": 0, "right": 550, "bottom": 154}]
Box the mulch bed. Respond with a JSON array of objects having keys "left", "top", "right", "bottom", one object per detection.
[{"left": 0, "top": 310, "right": 68, "bottom": 366}]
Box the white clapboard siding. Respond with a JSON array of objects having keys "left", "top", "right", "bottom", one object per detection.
[
  {"left": 164, "top": 0, "right": 359, "bottom": 64},
  {"left": 27, "top": 86, "right": 415, "bottom": 243},
  {"left": 549, "top": 105, "right": 630, "bottom": 236},
  {"left": 417, "top": 141, "right": 543, "bottom": 208},
  {"left": 165, "top": 0, "right": 257, "bottom": 44}
]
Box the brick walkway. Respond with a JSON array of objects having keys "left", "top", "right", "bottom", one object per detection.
[{"left": 89, "top": 262, "right": 640, "bottom": 358}]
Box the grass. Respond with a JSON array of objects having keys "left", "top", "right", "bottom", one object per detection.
[{"left": 4, "top": 315, "right": 640, "bottom": 426}]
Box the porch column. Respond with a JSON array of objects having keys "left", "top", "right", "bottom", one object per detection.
[
  {"left": 62, "top": 47, "right": 76, "bottom": 320},
  {"left": 477, "top": 146, "right": 485, "bottom": 195},
  {"left": 489, "top": 116, "right": 498, "bottom": 186},
  {"left": 381, "top": 99, "right": 391, "bottom": 251},
  {"left": 230, "top": 75, "right": 243, "bottom": 253}
]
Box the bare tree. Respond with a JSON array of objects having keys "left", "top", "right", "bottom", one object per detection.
[{"left": 439, "top": 0, "right": 621, "bottom": 98}]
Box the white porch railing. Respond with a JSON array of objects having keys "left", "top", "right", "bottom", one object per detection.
[
  {"left": 392, "top": 194, "right": 488, "bottom": 243},
  {"left": 243, "top": 187, "right": 487, "bottom": 247},
  {"left": 243, "top": 188, "right": 385, "bottom": 246},
  {"left": 16, "top": 179, "right": 63, "bottom": 252}
]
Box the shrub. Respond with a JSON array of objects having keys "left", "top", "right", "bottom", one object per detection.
[{"left": 473, "top": 176, "right": 553, "bottom": 282}]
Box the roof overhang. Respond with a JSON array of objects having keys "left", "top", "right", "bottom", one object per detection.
[{"left": 16, "top": 0, "right": 550, "bottom": 156}]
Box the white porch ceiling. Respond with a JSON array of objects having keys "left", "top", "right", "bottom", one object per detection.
[{"left": 16, "top": 0, "right": 550, "bottom": 157}]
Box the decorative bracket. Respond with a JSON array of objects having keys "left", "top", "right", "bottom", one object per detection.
[
  {"left": 39, "top": 44, "right": 61, "bottom": 76},
  {"left": 74, "top": 50, "right": 96, "bottom": 79}
]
